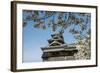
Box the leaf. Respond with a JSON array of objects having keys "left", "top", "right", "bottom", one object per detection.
[
  {"left": 33, "top": 21, "right": 47, "bottom": 30},
  {"left": 43, "top": 25, "right": 46, "bottom": 30},
  {"left": 81, "top": 24, "right": 87, "bottom": 31},
  {"left": 26, "top": 16, "right": 32, "bottom": 20},
  {"left": 40, "top": 11, "right": 44, "bottom": 13},
  {"left": 23, "top": 21, "right": 27, "bottom": 27},
  {"left": 34, "top": 11, "right": 39, "bottom": 15},
  {"left": 33, "top": 23, "right": 40, "bottom": 28},
  {"left": 69, "top": 28, "right": 80, "bottom": 34}
]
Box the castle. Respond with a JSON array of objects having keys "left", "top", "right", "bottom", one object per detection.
[{"left": 41, "top": 33, "right": 78, "bottom": 61}]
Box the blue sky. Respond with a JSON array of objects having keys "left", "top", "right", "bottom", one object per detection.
[{"left": 22, "top": 10, "right": 90, "bottom": 63}]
